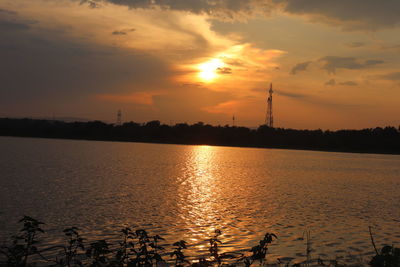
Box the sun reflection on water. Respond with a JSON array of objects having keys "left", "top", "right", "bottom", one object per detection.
[
  {"left": 175, "top": 145, "right": 279, "bottom": 259},
  {"left": 177, "top": 145, "right": 222, "bottom": 254}
]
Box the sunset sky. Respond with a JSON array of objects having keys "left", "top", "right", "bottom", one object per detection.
[{"left": 1, "top": 0, "right": 400, "bottom": 129}]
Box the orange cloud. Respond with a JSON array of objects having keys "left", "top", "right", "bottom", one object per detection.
[{"left": 203, "top": 97, "right": 263, "bottom": 115}]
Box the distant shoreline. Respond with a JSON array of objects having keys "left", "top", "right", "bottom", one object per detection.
[
  {"left": 1, "top": 118, "right": 399, "bottom": 156},
  {"left": 2, "top": 134, "right": 400, "bottom": 157}
]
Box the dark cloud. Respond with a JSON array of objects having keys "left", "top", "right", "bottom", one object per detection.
[
  {"left": 380, "top": 44, "right": 400, "bottom": 50},
  {"left": 339, "top": 81, "right": 358, "bottom": 86},
  {"left": 80, "top": 0, "right": 101, "bottom": 8},
  {"left": 324, "top": 79, "right": 358, "bottom": 86},
  {"left": 112, "top": 28, "right": 135, "bottom": 35},
  {"left": 345, "top": 42, "right": 365, "bottom": 48},
  {"left": 86, "top": 0, "right": 275, "bottom": 20},
  {"left": 0, "top": 8, "right": 17, "bottom": 15},
  {"left": 90, "top": 0, "right": 400, "bottom": 30},
  {"left": 281, "top": 0, "right": 400, "bottom": 30},
  {"left": 290, "top": 61, "right": 312, "bottom": 75},
  {"left": 0, "top": 19, "right": 31, "bottom": 31},
  {"left": 365, "top": 59, "right": 384, "bottom": 66},
  {"left": 324, "top": 79, "right": 336, "bottom": 86},
  {"left": 0, "top": 13, "right": 175, "bottom": 115},
  {"left": 319, "top": 56, "right": 384, "bottom": 74},
  {"left": 217, "top": 67, "right": 232, "bottom": 74},
  {"left": 276, "top": 89, "right": 363, "bottom": 110},
  {"left": 275, "top": 90, "right": 306, "bottom": 98},
  {"left": 375, "top": 72, "right": 400, "bottom": 81},
  {"left": 223, "top": 58, "right": 244, "bottom": 67}
]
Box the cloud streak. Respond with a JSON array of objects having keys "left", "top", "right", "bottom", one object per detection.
[
  {"left": 319, "top": 56, "right": 384, "bottom": 74},
  {"left": 112, "top": 28, "right": 135, "bottom": 35},
  {"left": 339, "top": 81, "right": 358, "bottom": 86},
  {"left": 290, "top": 61, "right": 312, "bottom": 75},
  {"left": 324, "top": 79, "right": 336, "bottom": 86},
  {"left": 375, "top": 72, "right": 400, "bottom": 81},
  {"left": 281, "top": 0, "right": 400, "bottom": 31}
]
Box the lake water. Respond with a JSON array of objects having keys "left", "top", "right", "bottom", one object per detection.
[{"left": 0, "top": 136, "right": 400, "bottom": 264}]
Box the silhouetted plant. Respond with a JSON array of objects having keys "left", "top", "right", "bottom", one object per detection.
[
  {"left": 170, "top": 240, "right": 189, "bottom": 267},
  {"left": 55, "top": 227, "right": 85, "bottom": 267},
  {"left": 370, "top": 245, "right": 400, "bottom": 267},
  {"left": 209, "top": 229, "right": 222, "bottom": 265},
  {"left": 207, "top": 229, "right": 236, "bottom": 265},
  {"left": 115, "top": 227, "right": 135, "bottom": 265},
  {"left": 238, "top": 233, "right": 277, "bottom": 266},
  {"left": 369, "top": 227, "right": 400, "bottom": 267},
  {"left": 3, "top": 216, "right": 397, "bottom": 267},
  {"left": 0, "top": 215, "right": 45, "bottom": 266},
  {"left": 129, "top": 229, "right": 165, "bottom": 266},
  {"left": 149, "top": 234, "right": 165, "bottom": 264},
  {"left": 86, "top": 240, "right": 111, "bottom": 266}
]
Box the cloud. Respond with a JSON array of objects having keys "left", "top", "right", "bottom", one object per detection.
[
  {"left": 338, "top": 81, "right": 358, "bottom": 86},
  {"left": 0, "top": 18, "right": 31, "bottom": 31},
  {"left": 324, "top": 79, "right": 336, "bottom": 86},
  {"left": 275, "top": 90, "right": 307, "bottom": 98},
  {"left": 216, "top": 67, "right": 232, "bottom": 74},
  {"left": 92, "top": 0, "right": 400, "bottom": 30},
  {"left": 319, "top": 56, "right": 384, "bottom": 74},
  {"left": 290, "top": 61, "right": 312, "bottom": 75},
  {"left": 267, "top": 88, "right": 365, "bottom": 111},
  {"left": 87, "top": 0, "right": 277, "bottom": 21},
  {"left": 375, "top": 72, "right": 400, "bottom": 81},
  {"left": 365, "top": 59, "right": 384, "bottom": 66},
  {"left": 324, "top": 79, "right": 358, "bottom": 86},
  {"left": 112, "top": 28, "right": 136, "bottom": 35},
  {"left": 345, "top": 42, "right": 365, "bottom": 48},
  {"left": 0, "top": 8, "right": 17, "bottom": 15},
  {"left": 80, "top": 0, "right": 101, "bottom": 8},
  {"left": 380, "top": 44, "right": 400, "bottom": 50},
  {"left": 281, "top": 0, "right": 400, "bottom": 31},
  {"left": 0, "top": 11, "right": 175, "bottom": 110},
  {"left": 222, "top": 58, "right": 245, "bottom": 67}
]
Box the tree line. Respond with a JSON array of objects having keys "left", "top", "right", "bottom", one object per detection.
[{"left": 0, "top": 118, "right": 399, "bottom": 154}]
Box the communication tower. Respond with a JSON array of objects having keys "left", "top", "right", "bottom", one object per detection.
[
  {"left": 232, "top": 114, "right": 235, "bottom": 127},
  {"left": 265, "top": 83, "right": 273, "bottom": 127},
  {"left": 117, "top": 110, "right": 122, "bottom": 126}
]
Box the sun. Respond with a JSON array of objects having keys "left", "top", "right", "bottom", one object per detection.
[{"left": 198, "top": 58, "right": 224, "bottom": 82}]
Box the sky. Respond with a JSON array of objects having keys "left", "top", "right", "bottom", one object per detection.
[{"left": 1, "top": 0, "right": 400, "bottom": 129}]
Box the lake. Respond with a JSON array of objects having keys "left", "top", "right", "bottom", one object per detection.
[{"left": 0, "top": 136, "right": 399, "bottom": 264}]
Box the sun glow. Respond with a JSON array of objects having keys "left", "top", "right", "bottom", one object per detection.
[{"left": 198, "top": 58, "right": 224, "bottom": 82}]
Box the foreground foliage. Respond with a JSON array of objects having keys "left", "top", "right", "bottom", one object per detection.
[{"left": 0, "top": 216, "right": 398, "bottom": 267}]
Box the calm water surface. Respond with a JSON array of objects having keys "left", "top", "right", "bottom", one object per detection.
[{"left": 1, "top": 136, "right": 400, "bottom": 263}]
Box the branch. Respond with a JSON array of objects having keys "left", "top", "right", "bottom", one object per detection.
[{"left": 369, "top": 226, "right": 379, "bottom": 255}]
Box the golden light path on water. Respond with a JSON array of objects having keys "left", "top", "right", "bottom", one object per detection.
[
  {"left": 175, "top": 145, "right": 277, "bottom": 258},
  {"left": 178, "top": 145, "right": 218, "bottom": 252}
]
